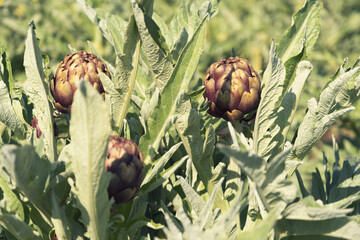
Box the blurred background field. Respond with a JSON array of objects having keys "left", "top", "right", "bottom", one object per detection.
[{"left": 0, "top": 0, "right": 359, "bottom": 189}]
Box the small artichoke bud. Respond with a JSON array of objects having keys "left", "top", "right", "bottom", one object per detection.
[
  {"left": 105, "top": 136, "right": 144, "bottom": 204},
  {"left": 31, "top": 116, "right": 42, "bottom": 139},
  {"left": 50, "top": 50, "right": 110, "bottom": 114},
  {"left": 31, "top": 116, "right": 59, "bottom": 139},
  {"left": 203, "top": 56, "right": 261, "bottom": 121}
]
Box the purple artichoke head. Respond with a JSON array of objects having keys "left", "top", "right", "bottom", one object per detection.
[
  {"left": 106, "top": 136, "right": 144, "bottom": 204},
  {"left": 50, "top": 50, "right": 110, "bottom": 114},
  {"left": 203, "top": 56, "right": 261, "bottom": 121}
]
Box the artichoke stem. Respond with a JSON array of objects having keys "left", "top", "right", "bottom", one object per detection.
[{"left": 231, "top": 120, "right": 243, "bottom": 134}]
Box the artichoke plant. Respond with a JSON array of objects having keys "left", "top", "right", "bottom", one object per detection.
[
  {"left": 50, "top": 50, "right": 110, "bottom": 113},
  {"left": 203, "top": 56, "right": 261, "bottom": 121},
  {"left": 105, "top": 136, "right": 144, "bottom": 204}
]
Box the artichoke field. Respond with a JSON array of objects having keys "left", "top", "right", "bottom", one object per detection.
[{"left": 0, "top": 0, "right": 360, "bottom": 239}]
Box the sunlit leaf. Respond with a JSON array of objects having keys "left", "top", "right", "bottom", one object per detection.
[
  {"left": 0, "top": 145, "right": 51, "bottom": 218},
  {"left": 132, "top": 0, "right": 174, "bottom": 92},
  {"left": 70, "top": 80, "right": 111, "bottom": 240},
  {"left": 0, "top": 82, "right": 26, "bottom": 138},
  {"left": 23, "top": 21, "right": 56, "bottom": 162},
  {"left": 139, "top": 14, "right": 207, "bottom": 165},
  {"left": 0, "top": 214, "right": 41, "bottom": 240}
]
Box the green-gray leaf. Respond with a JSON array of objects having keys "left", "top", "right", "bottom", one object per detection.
[
  {"left": 0, "top": 42, "right": 15, "bottom": 97},
  {"left": 132, "top": 0, "right": 174, "bottom": 93},
  {"left": 0, "top": 145, "right": 51, "bottom": 219},
  {"left": 70, "top": 80, "right": 111, "bottom": 240},
  {"left": 0, "top": 82, "right": 26, "bottom": 138},
  {"left": 112, "top": 16, "right": 141, "bottom": 134},
  {"left": 0, "top": 174, "right": 24, "bottom": 221},
  {"left": 23, "top": 21, "right": 56, "bottom": 162},
  {"left": 291, "top": 67, "right": 359, "bottom": 161},
  {"left": 77, "top": 0, "right": 127, "bottom": 54},
  {"left": 0, "top": 214, "right": 41, "bottom": 240},
  {"left": 276, "top": 0, "right": 322, "bottom": 62},
  {"left": 139, "top": 14, "right": 207, "bottom": 165}
]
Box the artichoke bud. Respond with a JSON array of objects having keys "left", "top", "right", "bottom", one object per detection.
[
  {"left": 203, "top": 56, "right": 261, "bottom": 121},
  {"left": 50, "top": 50, "right": 110, "bottom": 114},
  {"left": 105, "top": 136, "right": 144, "bottom": 204}
]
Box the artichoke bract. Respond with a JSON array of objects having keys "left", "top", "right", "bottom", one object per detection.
[
  {"left": 105, "top": 136, "right": 144, "bottom": 204},
  {"left": 50, "top": 50, "right": 110, "bottom": 113},
  {"left": 203, "top": 56, "right": 261, "bottom": 121}
]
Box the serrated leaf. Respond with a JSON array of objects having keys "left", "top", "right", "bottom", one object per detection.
[
  {"left": 140, "top": 87, "right": 160, "bottom": 121},
  {"left": 333, "top": 67, "right": 360, "bottom": 109},
  {"left": 106, "top": 15, "right": 126, "bottom": 54},
  {"left": 127, "top": 195, "right": 148, "bottom": 226},
  {"left": 132, "top": 0, "right": 174, "bottom": 93},
  {"left": 142, "top": 142, "right": 182, "bottom": 186},
  {"left": 282, "top": 197, "right": 352, "bottom": 221},
  {"left": 188, "top": 1, "right": 211, "bottom": 35},
  {"left": 70, "top": 80, "right": 111, "bottom": 240},
  {"left": 174, "top": 96, "right": 200, "bottom": 184},
  {"left": 291, "top": 67, "right": 359, "bottom": 161},
  {"left": 318, "top": 68, "right": 359, "bottom": 118},
  {"left": 329, "top": 161, "right": 360, "bottom": 203},
  {"left": 253, "top": 43, "right": 286, "bottom": 156},
  {"left": 50, "top": 190, "right": 71, "bottom": 240},
  {"left": 99, "top": 73, "right": 122, "bottom": 128},
  {"left": 112, "top": 16, "right": 141, "bottom": 134},
  {"left": 23, "top": 21, "right": 56, "bottom": 162},
  {"left": 275, "top": 60, "right": 312, "bottom": 146},
  {"left": 0, "top": 174, "right": 24, "bottom": 220},
  {"left": 139, "top": 14, "right": 207, "bottom": 165},
  {"left": 171, "top": 27, "right": 189, "bottom": 61},
  {"left": 254, "top": 43, "right": 313, "bottom": 161},
  {"left": 198, "top": 177, "right": 224, "bottom": 229},
  {"left": 0, "top": 42, "right": 15, "bottom": 97},
  {"left": 141, "top": 156, "right": 188, "bottom": 194},
  {"left": 178, "top": 176, "right": 205, "bottom": 218},
  {"left": 279, "top": 194, "right": 360, "bottom": 237},
  {"left": 277, "top": 217, "right": 360, "bottom": 239},
  {"left": 218, "top": 146, "right": 266, "bottom": 185},
  {"left": 152, "top": 12, "right": 172, "bottom": 48},
  {"left": 190, "top": 0, "right": 220, "bottom": 19},
  {"left": 236, "top": 208, "right": 280, "bottom": 240},
  {"left": 212, "top": 186, "right": 246, "bottom": 238},
  {"left": 99, "top": 16, "right": 141, "bottom": 135},
  {"left": 218, "top": 145, "right": 295, "bottom": 212},
  {"left": 0, "top": 145, "right": 51, "bottom": 219},
  {"left": 77, "top": 0, "right": 127, "bottom": 54},
  {"left": 163, "top": 211, "right": 183, "bottom": 240},
  {"left": 276, "top": 0, "right": 322, "bottom": 62},
  {"left": 169, "top": 0, "right": 189, "bottom": 49},
  {"left": 0, "top": 214, "right": 41, "bottom": 240},
  {"left": 254, "top": 0, "right": 321, "bottom": 161},
  {"left": 295, "top": 169, "right": 310, "bottom": 198},
  {"left": 0, "top": 81, "right": 26, "bottom": 138},
  {"left": 311, "top": 168, "right": 327, "bottom": 203},
  {"left": 200, "top": 125, "right": 215, "bottom": 174}
]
